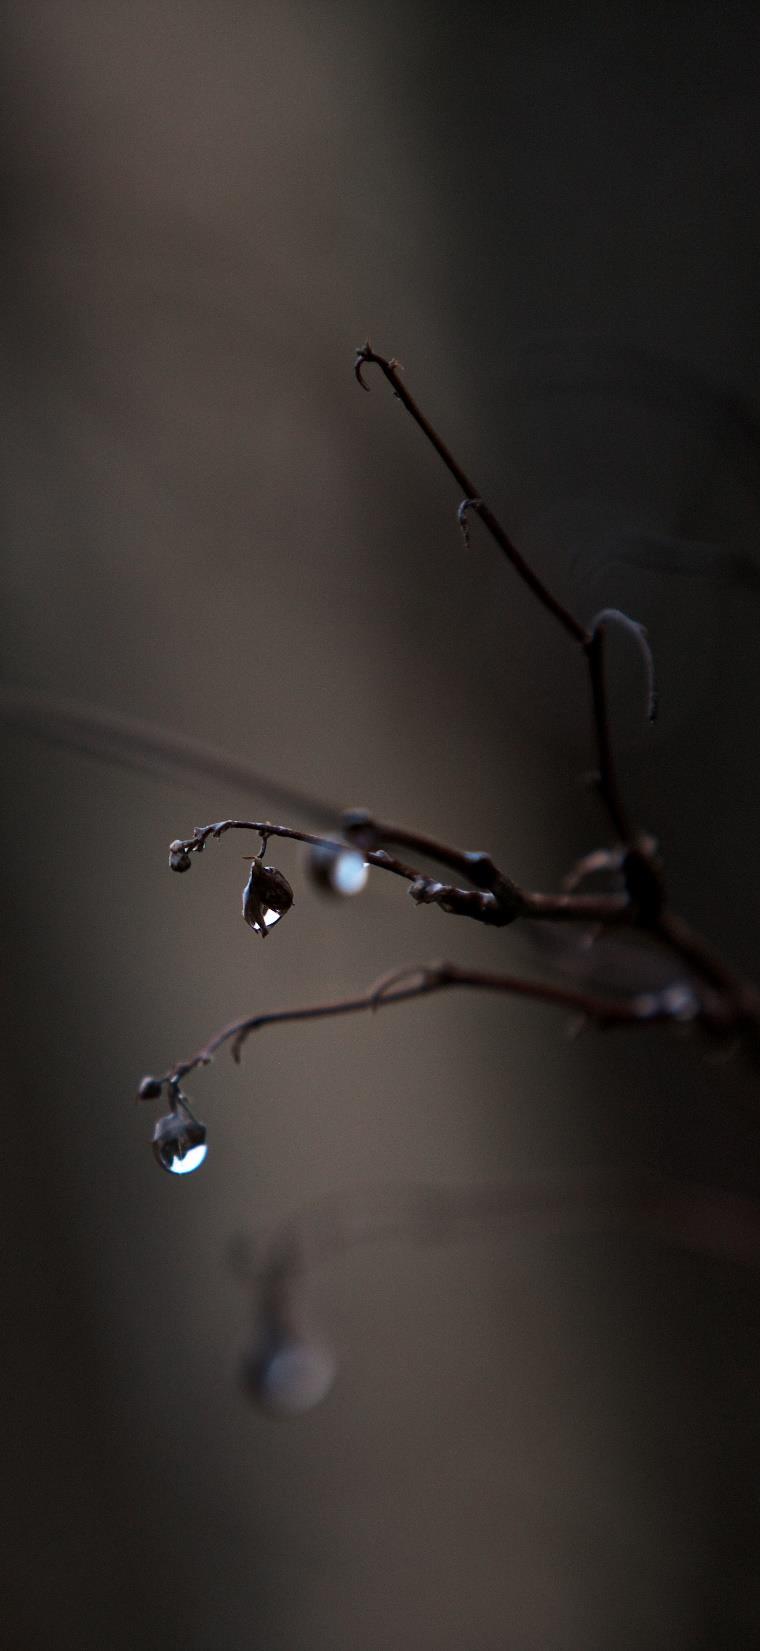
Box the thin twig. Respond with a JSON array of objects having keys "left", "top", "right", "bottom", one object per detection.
[
  {"left": 354, "top": 344, "right": 654, "bottom": 849},
  {"left": 171, "top": 815, "right": 638, "bottom": 929},
  {"left": 171, "top": 817, "right": 422, "bottom": 882},
  {"left": 654, "top": 910, "right": 758, "bottom": 1006},
  {"left": 147, "top": 959, "right": 705, "bottom": 1093},
  {"left": 351, "top": 346, "right": 760, "bottom": 1017},
  {"left": 341, "top": 807, "right": 517, "bottom": 895},
  {"left": 584, "top": 624, "right": 633, "bottom": 842},
  {"left": 138, "top": 346, "right": 760, "bottom": 1125},
  {"left": 354, "top": 343, "right": 588, "bottom": 646},
  {"left": 590, "top": 608, "right": 658, "bottom": 725},
  {"left": 169, "top": 815, "right": 760, "bottom": 1020}
]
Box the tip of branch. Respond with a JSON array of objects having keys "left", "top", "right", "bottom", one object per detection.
[
  {"left": 354, "top": 342, "right": 372, "bottom": 391},
  {"left": 591, "top": 608, "right": 659, "bottom": 726},
  {"left": 456, "top": 498, "right": 482, "bottom": 550}
]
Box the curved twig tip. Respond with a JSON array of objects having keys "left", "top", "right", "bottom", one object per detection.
[
  {"left": 457, "top": 497, "right": 482, "bottom": 550},
  {"left": 591, "top": 607, "right": 659, "bottom": 725},
  {"left": 354, "top": 341, "right": 373, "bottom": 391}
]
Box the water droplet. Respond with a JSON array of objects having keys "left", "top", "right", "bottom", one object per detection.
[
  {"left": 660, "top": 983, "right": 699, "bottom": 1022},
  {"left": 169, "top": 842, "right": 192, "bottom": 873},
  {"left": 242, "top": 1337, "right": 336, "bottom": 1416},
  {"left": 308, "top": 844, "right": 369, "bottom": 897},
  {"left": 331, "top": 850, "right": 368, "bottom": 896},
  {"left": 242, "top": 859, "right": 294, "bottom": 935},
  {"left": 163, "top": 1141, "right": 208, "bottom": 1176},
  {"left": 153, "top": 1098, "right": 208, "bottom": 1175}
]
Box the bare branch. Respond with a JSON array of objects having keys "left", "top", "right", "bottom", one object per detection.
[
  {"left": 354, "top": 343, "right": 589, "bottom": 646},
  {"left": 141, "top": 959, "right": 706, "bottom": 1096},
  {"left": 341, "top": 807, "right": 516, "bottom": 894},
  {"left": 168, "top": 817, "right": 422, "bottom": 886},
  {"left": 562, "top": 847, "right": 625, "bottom": 892},
  {"left": 353, "top": 345, "right": 669, "bottom": 853},
  {"left": 168, "top": 814, "right": 637, "bottom": 930},
  {"left": 138, "top": 348, "right": 760, "bottom": 1166},
  {"left": 166, "top": 811, "right": 760, "bottom": 1014},
  {"left": 583, "top": 623, "right": 634, "bottom": 842}
]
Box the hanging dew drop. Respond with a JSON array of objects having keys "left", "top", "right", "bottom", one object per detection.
[
  {"left": 152, "top": 1096, "right": 208, "bottom": 1175},
  {"left": 164, "top": 1140, "right": 208, "bottom": 1175},
  {"left": 242, "top": 859, "right": 294, "bottom": 936}
]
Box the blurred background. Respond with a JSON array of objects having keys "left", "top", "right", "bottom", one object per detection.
[{"left": 3, "top": 3, "right": 760, "bottom": 1646}]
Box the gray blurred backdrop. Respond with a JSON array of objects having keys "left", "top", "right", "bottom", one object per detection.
[{"left": 3, "top": 4, "right": 760, "bottom": 1647}]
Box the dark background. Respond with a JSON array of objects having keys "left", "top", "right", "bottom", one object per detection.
[{"left": 3, "top": 4, "right": 760, "bottom": 1647}]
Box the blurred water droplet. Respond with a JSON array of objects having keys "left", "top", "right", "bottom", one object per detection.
[
  {"left": 242, "top": 1337, "right": 336, "bottom": 1416},
  {"left": 660, "top": 983, "right": 699, "bottom": 1021},
  {"left": 308, "top": 844, "right": 369, "bottom": 897},
  {"left": 331, "top": 851, "right": 368, "bottom": 896}
]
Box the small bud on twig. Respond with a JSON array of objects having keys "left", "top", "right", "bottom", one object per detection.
[{"left": 138, "top": 1075, "right": 163, "bottom": 1100}]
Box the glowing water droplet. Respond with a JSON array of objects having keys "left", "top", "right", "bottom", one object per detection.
[
  {"left": 153, "top": 1099, "right": 208, "bottom": 1175},
  {"left": 165, "top": 1141, "right": 208, "bottom": 1175},
  {"left": 331, "top": 850, "right": 369, "bottom": 896},
  {"left": 308, "top": 844, "right": 369, "bottom": 897}
]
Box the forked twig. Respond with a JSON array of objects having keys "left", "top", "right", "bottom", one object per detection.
[
  {"left": 138, "top": 347, "right": 760, "bottom": 1127},
  {"left": 128, "top": 343, "right": 760, "bottom": 1411}
]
